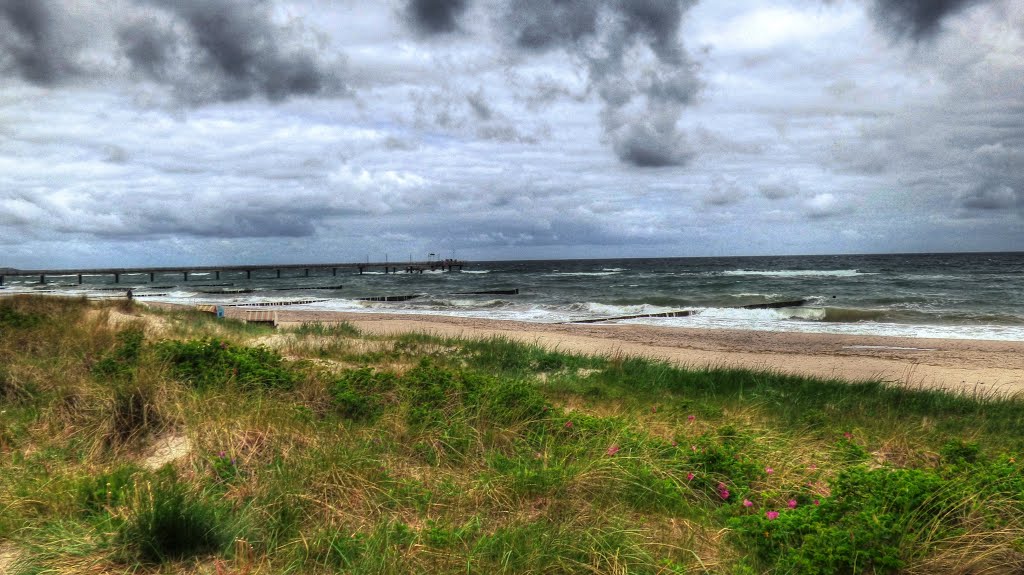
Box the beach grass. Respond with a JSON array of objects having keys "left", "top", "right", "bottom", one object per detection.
[{"left": 1, "top": 295, "right": 1023, "bottom": 573}]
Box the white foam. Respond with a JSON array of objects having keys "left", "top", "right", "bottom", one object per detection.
[
  {"left": 720, "top": 269, "right": 873, "bottom": 278},
  {"left": 546, "top": 271, "right": 622, "bottom": 277}
]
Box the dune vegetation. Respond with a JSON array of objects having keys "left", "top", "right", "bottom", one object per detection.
[{"left": 1, "top": 295, "right": 1023, "bottom": 574}]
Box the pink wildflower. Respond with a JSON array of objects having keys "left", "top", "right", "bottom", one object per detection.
[
  {"left": 765, "top": 467, "right": 774, "bottom": 475},
  {"left": 651, "top": 405, "right": 658, "bottom": 413},
  {"left": 564, "top": 421, "right": 573, "bottom": 429},
  {"left": 743, "top": 499, "right": 753, "bottom": 508},
  {"left": 809, "top": 464, "right": 817, "bottom": 471},
  {"left": 718, "top": 489, "right": 730, "bottom": 500},
  {"left": 766, "top": 511, "right": 779, "bottom": 520},
  {"left": 813, "top": 499, "right": 821, "bottom": 506},
  {"left": 691, "top": 445, "right": 698, "bottom": 452},
  {"left": 788, "top": 499, "right": 797, "bottom": 509},
  {"left": 606, "top": 444, "right": 620, "bottom": 456},
  {"left": 687, "top": 414, "right": 696, "bottom": 422},
  {"left": 843, "top": 431, "right": 853, "bottom": 440},
  {"left": 686, "top": 472, "right": 695, "bottom": 481}
]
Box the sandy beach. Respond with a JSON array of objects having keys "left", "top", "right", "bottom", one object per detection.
[{"left": 186, "top": 306, "right": 1024, "bottom": 395}]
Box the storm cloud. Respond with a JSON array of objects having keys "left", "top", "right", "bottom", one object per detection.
[
  {"left": 404, "top": 0, "right": 469, "bottom": 36},
  {"left": 499, "top": 0, "right": 702, "bottom": 167},
  {"left": 0, "top": 0, "right": 344, "bottom": 103},
  {"left": 868, "top": 0, "right": 987, "bottom": 40},
  {"left": 0, "top": 0, "right": 75, "bottom": 84}
]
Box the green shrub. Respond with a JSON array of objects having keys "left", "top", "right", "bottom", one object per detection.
[
  {"left": 404, "top": 360, "right": 476, "bottom": 426},
  {"left": 328, "top": 367, "right": 396, "bottom": 422},
  {"left": 0, "top": 303, "right": 43, "bottom": 329},
  {"left": 940, "top": 439, "right": 981, "bottom": 464},
  {"left": 93, "top": 328, "right": 145, "bottom": 380},
  {"left": 154, "top": 338, "right": 297, "bottom": 390},
  {"left": 729, "top": 466, "right": 959, "bottom": 573},
  {"left": 479, "top": 379, "right": 548, "bottom": 425}
]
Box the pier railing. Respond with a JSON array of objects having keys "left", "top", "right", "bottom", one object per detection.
[{"left": 0, "top": 260, "right": 466, "bottom": 286}]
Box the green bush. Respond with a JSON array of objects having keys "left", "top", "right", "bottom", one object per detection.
[
  {"left": 93, "top": 328, "right": 145, "bottom": 380},
  {"left": 0, "top": 303, "right": 43, "bottom": 329},
  {"left": 940, "top": 439, "right": 981, "bottom": 464},
  {"left": 328, "top": 367, "right": 396, "bottom": 422},
  {"left": 404, "top": 360, "right": 478, "bottom": 426},
  {"left": 154, "top": 338, "right": 298, "bottom": 390},
  {"left": 729, "top": 466, "right": 959, "bottom": 573},
  {"left": 479, "top": 379, "right": 548, "bottom": 425}
]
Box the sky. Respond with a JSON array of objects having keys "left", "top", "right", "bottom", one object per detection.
[{"left": 1, "top": 0, "right": 1022, "bottom": 268}]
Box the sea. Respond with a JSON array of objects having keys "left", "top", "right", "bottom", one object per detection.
[{"left": 4, "top": 252, "right": 1024, "bottom": 342}]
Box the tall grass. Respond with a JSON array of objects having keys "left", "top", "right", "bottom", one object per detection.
[{"left": 2, "top": 295, "right": 1023, "bottom": 574}]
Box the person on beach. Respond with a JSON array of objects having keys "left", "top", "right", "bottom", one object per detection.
[{"left": 126, "top": 288, "right": 133, "bottom": 301}]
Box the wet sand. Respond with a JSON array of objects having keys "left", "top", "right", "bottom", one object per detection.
[{"left": 252, "top": 309, "right": 1024, "bottom": 395}]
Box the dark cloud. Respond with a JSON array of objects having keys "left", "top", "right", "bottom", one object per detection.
[
  {"left": 0, "top": 0, "right": 75, "bottom": 84},
  {"left": 503, "top": 0, "right": 600, "bottom": 50},
  {"left": 610, "top": 109, "right": 692, "bottom": 167},
  {"left": 466, "top": 88, "right": 493, "bottom": 120},
  {"left": 404, "top": 0, "right": 469, "bottom": 36},
  {"left": 1, "top": 0, "right": 343, "bottom": 103},
  {"left": 868, "top": 0, "right": 987, "bottom": 40},
  {"left": 498, "top": 0, "right": 701, "bottom": 167},
  {"left": 141, "top": 0, "right": 340, "bottom": 102},
  {"left": 119, "top": 18, "right": 176, "bottom": 81}
]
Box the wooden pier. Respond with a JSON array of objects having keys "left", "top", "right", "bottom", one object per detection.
[{"left": 0, "top": 260, "right": 466, "bottom": 286}]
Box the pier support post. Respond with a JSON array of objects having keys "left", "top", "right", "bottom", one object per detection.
[
  {"left": 276, "top": 269, "right": 281, "bottom": 279},
  {"left": 114, "top": 273, "right": 119, "bottom": 284},
  {"left": 246, "top": 270, "right": 251, "bottom": 280},
  {"left": 0, "top": 275, "right": 4, "bottom": 286},
  {"left": 332, "top": 268, "right": 337, "bottom": 276},
  {"left": 184, "top": 272, "right": 188, "bottom": 281},
  {"left": 149, "top": 273, "right": 154, "bottom": 282},
  {"left": 78, "top": 274, "right": 83, "bottom": 285},
  {"left": 305, "top": 268, "right": 309, "bottom": 277},
  {"left": 39, "top": 274, "right": 45, "bottom": 284},
  {"left": 358, "top": 265, "right": 364, "bottom": 275},
  {"left": 215, "top": 271, "right": 220, "bottom": 280}
]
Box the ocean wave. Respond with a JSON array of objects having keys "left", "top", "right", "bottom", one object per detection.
[
  {"left": 546, "top": 271, "right": 623, "bottom": 277},
  {"left": 462, "top": 270, "right": 490, "bottom": 274},
  {"left": 719, "top": 269, "right": 875, "bottom": 278}
]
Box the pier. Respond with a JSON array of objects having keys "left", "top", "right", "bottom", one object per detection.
[{"left": 0, "top": 260, "right": 466, "bottom": 286}]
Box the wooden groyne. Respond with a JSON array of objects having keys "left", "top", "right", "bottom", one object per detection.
[
  {"left": 570, "top": 310, "right": 696, "bottom": 324},
  {"left": 0, "top": 260, "right": 466, "bottom": 286},
  {"left": 570, "top": 299, "right": 808, "bottom": 324},
  {"left": 740, "top": 299, "right": 809, "bottom": 309}
]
